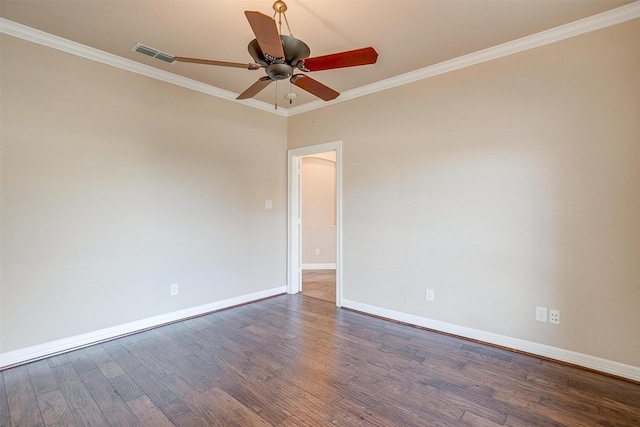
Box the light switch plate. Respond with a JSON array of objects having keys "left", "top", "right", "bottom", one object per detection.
[{"left": 425, "top": 289, "right": 434, "bottom": 302}]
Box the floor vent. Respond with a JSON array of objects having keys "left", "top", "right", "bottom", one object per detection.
[{"left": 131, "top": 43, "right": 175, "bottom": 64}]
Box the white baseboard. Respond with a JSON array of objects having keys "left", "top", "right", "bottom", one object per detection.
[
  {"left": 342, "top": 299, "right": 640, "bottom": 382},
  {"left": 0, "top": 286, "right": 286, "bottom": 370},
  {"left": 302, "top": 263, "right": 336, "bottom": 270}
]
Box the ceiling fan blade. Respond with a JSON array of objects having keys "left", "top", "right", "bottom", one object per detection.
[
  {"left": 298, "top": 47, "right": 378, "bottom": 72},
  {"left": 245, "top": 11, "right": 285, "bottom": 62},
  {"left": 291, "top": 74, "right": 339, "bottom": 101},
  {"left": 174, "top": 56, "right": 261, "bottom": 70},
  {"left": 236, "top": 76, "right": 273, "bottom": 100}
]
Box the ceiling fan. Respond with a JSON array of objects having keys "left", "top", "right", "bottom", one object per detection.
[{"left": 171, "top": 0, "right": 378, "bottom": 105}]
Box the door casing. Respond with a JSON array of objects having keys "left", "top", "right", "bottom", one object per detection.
[{"left": 287, "top": 141, "right": 342, "bottom": 306}]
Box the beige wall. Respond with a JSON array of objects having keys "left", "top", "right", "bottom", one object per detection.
[
  {"left": 288, "top": 21, "right": 640, "bottom": 366},
  {"left": 0, "top": 35, "right": 287, "bottom": 353},
  {"left": 1, "top": 18, "right": 638, "bottom": 370},
  {"left": 301, "top": 153, "right": 336, "bottom": 265}
]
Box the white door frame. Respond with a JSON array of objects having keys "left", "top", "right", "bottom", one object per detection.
[{"left": 287, "top": 141, "right": 343, "bottom": 307}]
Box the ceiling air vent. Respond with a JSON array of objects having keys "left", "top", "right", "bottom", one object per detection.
[{"left": 131, "top": 43, "right": 175, "bottom": 64}]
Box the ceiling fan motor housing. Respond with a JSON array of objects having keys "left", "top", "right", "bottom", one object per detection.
[{"left": 248, "top": 35, "right": 310, "bottom": 68}]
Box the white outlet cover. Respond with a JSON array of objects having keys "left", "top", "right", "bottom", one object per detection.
[
  {"left": 549, "top": 309, "right": 560, "bottom": 325},
  {"left": 536, "top": 306, "right": 547, "bottom": 322},
  {"left": 265, "top": 200, "right": 273, "bottom": 210}
]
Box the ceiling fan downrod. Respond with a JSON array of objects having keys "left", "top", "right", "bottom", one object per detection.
[{"left": 272, "top": 1, "right": 293, "bottom": 36}]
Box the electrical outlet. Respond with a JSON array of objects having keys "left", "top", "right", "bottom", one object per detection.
[
  {"left": 171, "top": 283, "right": 179, "bottom": 296},
  {"left": 549, "top": 309, "right": 560, "bottom": 325},
  {"left": 315, "top": 248, "right": 321, "bottom": 256},
  {"left": 536, "top": 306, "right": 547, "bottom": 322},
  {"left": 425, "top": 289, "right": 434, "bottom": 302}
]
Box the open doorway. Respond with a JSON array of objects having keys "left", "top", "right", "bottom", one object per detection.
[
  {"left": 287, "top": 141, "right": 342, "bottom": 306},
  {"left": 300, "top": 151, "right": 336, "bottom": 303}
]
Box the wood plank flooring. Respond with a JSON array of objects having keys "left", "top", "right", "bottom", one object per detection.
[
  {"left": 2, "top": 294, "right": 639, "bottom": 426},
  {"left": 301, "top": 270, "right": 336, "bottom": 304}
]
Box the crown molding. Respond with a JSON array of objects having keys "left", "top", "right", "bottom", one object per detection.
[
  {"left": 0, "top": 17, "right": 286, "bottom": 117},
  {"left": 2, "top": 1, "right": 638, "bottom": 118},
  {"left": 286, "top": 1, "right": 640, "bottom": 116}
]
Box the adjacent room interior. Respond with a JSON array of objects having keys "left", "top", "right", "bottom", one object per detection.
[
  {"left": 1, "top": 0, "right": 639, "bottom": 425},
  {"left": 300, "top": 151, "right": 337, "bottom": 304}
]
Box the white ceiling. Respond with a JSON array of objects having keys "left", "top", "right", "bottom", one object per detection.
[{"left": 0, "top": 0, "right": 635, "bottom": 110}]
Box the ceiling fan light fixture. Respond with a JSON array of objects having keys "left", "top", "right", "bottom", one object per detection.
[
  {"left": 266, "top": 63, "right": 293, "bottom": 80},
  {"left": 167, "top": 0, "right": 378, "bottom": 104}
]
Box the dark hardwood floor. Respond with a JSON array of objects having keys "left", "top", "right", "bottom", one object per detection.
[{"left": 2, "top": 294, "right": 639, "bottom": 426}]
